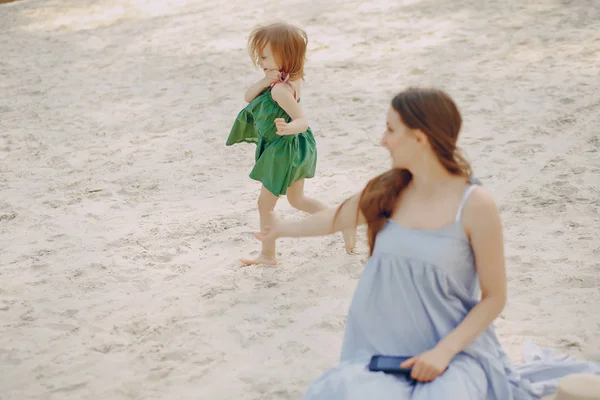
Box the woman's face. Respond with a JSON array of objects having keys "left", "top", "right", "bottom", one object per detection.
[{"left": 380, "top": 106, "right": 424, "bottom": 168}]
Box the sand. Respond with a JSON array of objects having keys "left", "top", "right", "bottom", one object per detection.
[{"left": 0, "top": 0, "right": 599, "bottom": 399}]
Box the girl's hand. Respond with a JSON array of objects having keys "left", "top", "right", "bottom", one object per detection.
[
  {"left": 255, "top": 223, "right": 281, "bottom": 242},
  {"left": 262, "top": 69, "right": 281, "bottom": 86},
  {"left": 274, "top": 118, "right": 289, "bottom": 136},
  {"left": 400, "top": 346, "right": 454, "bottom": 382}
]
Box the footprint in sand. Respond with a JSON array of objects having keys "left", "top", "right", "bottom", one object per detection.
[
  {"left": 0, "top": 211, "right": 17, "bottom": 222},
  {"left": 50, "top": 382, "right": 88, "bottom": 394},
  {"left": 198, "top": 217, "right": 244, "bottom": 235},
  {"left": 279, "top": 340, "right": 311, "bottom": 357},
  {"left": 560, "top": 274, "right": 599, "bottom": 289},
  {"left": 147, "top": 367, "right": 173, "bottom": 381},
  {"left": 46, "top": 322, "right": 78, "bottom": 332},
  {"left": 169, "top": 264, "right": 191, "bottom": 274},
  {"left": 202, "top": 283, "right": 238, "bottom": 300},
  {"left": 20, "top": 307, "right": 35, "bottom": 322},
  {"left": 254, "top": 280, "right": 279, "bottom": 289},
  {"left": 314, "top": 317, "right": 346, "bottom": 332}
]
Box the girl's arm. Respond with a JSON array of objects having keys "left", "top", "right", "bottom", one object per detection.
[
  {"left": 244, "top": 70, "right": 281, "bottom": 103},
  {"left": 436, "top": 187, "right": 507, "bottom": 356},
  {"left": 262, "top": 193, "right": 365, "bottom": 240},
  {"left": 244, "top": 77, "right": 271, "bottom": 103},
  {"left": 271, "top": 83, "right": 308, "bottom": 135}
]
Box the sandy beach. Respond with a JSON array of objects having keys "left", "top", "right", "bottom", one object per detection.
[{"left": 1, "top": 0, "right": 599, "bottom": 398}]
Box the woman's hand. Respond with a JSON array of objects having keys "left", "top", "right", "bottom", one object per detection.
[
  {"left": 254, "top": 197, "right": 365, "bottom": 241},
  {"left": 400, "top": 345, "right": 455, "bottom": 382},
  {"left": 255, "top": 223, "right": 282, "bottom": 242}
]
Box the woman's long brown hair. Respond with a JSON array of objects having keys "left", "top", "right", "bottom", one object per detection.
[{"left": 335, "top": 88, "right": 472, "bottom": 255}]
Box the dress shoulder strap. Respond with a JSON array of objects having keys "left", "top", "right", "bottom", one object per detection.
[{"left": 455, "top": 185, "right": 478, "bottom": 222}]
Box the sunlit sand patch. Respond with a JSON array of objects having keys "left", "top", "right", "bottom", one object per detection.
[{"left": 16, "top": 0, "right": 192, "bottom": 32}]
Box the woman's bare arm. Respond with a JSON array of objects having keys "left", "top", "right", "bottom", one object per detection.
[
  {"left": 276, "top": 193, "right": 365, "bottom": 238},
  {"left": 435, "top": 187, "right": 507, "bottom": 356}
]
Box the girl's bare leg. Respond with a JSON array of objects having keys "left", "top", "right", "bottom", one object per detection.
[
  {"left": 240, "top": 186, "right": 279, "bottom": 265},
  {"left": 286, "top": 179, "right": 356, "bottom": 253}
]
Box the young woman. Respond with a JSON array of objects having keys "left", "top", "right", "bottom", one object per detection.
[{"left": 256, "top": 88, "right": 600, "bottom": 399}]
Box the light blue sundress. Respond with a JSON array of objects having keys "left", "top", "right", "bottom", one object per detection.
[{"left": 302, "top": 181, "right": 600, "bottom": 399}]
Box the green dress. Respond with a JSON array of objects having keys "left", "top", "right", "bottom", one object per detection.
[{"left": 225, "top": 85, "right": 317, "bottom": 197}]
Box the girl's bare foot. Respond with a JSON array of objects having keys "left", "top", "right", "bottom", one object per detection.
[
  {"left": 342, "top": 229, "right": 357, "bottom": 254},
  {"left": 240, "top": 253, "right": 278, "bottom": 266}
]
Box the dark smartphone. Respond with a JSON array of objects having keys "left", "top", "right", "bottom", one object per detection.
[{"left": 368, "top": 355, "right": 413, "bottom": 376}]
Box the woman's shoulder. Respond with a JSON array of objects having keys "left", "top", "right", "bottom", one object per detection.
[
  {"left": 464, "top": 184, "right": 497, "bottom": 215},
  {"left": 462, "top": 184, "right": 501, "bottom": 238}
]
